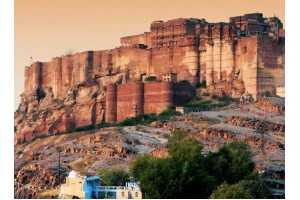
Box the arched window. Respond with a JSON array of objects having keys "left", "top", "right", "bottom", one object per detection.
[{"left": 135, "top": 192, "right": 138, "bottom": 197}]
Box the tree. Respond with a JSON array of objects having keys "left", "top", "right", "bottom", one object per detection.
[
  {"left": 131, "top": 131, "right": 216, "bottom": 199},
  {"left": 223, "top": 141, "right": 254, "bottom": 183},
  {"left": 205, "top": 141, "right": 254, "bottom": 185},
  {"left": 131, "top": 132, "right": 256, "bottom": 199},
  {"left": 98, "top": 168, "right": 130, "bottom": 186},
  {"left": 167, "top": 130, "right": 204, "bottom": 163},
  {"left": 239, "top": 173, "right": 271, "bottom": 199},
  {"left": 210, "top": 182, "right": 253, "bottom": 199}
]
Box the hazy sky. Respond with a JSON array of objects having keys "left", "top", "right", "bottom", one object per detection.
[{"left": 14, "top": 0, "right": 285, "bottom": 110}]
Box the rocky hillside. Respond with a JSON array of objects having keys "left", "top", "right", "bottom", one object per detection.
[
  {"left": 14, "top": 125, "right": 170, "bottom": 198},
  {"left": 14, "top": 73, "right": 129, "bottom": 144},
  {"left": 14, "top": 96, "right": 285, "bottom": 198}
]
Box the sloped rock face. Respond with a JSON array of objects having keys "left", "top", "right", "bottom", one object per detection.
[
  {"left": 14, "top": 187, "right": 57, "bottom": 199},
  {"left": 16, "top": 163, "right": 65, "bottom": 189},
  {"left": 14, "top": 126, "right": 170, "bottom": 198},
  {"left": 255, "top": 97, "right": 285, "bottom": 115},
  {"left": 14, "top": 74, "right": 124, "bottom": 144}
]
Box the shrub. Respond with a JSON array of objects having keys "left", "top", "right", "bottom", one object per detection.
[
  {"left": 202, "top": 92, "right": 210, "bottom": 97},
  {"left": 16, "top": 150, "right": 23, "bottom": 155},
  {"left": 95, "top": 122, "right": 110, "bottom": 129},
  {"left": 44, "top": 109, "right": 53, "bottom": 117},
  {"left": 31, "top": 134, "right": 48, "bottom": 142},
  {"left": 217, "top": 96, "right": 236, "bottom": 105},
  {"left": 32, "top": 113, "right": 39, "bottom": 122},
  {"left": 211, "top": 94, "right": 219, "bottom": 99},
  {"left": 210, "top": 183, "right": 253, "bottom": 199},
  {"left": 98, "top": 168, "right": 130, "bottom": 186},
  {"left": 145, "top": 76, "right": 158, "bottom": 82},
  {"left": 32, "top": 110, "right": 43, "bottom": 122},
  {"left": 157, "top": 109, "right": 181, "bottom": 120},
  {"left": 17, "top": 118, "right": 23, "bottom": 124},
  {"left": 265, "top": 91, "right": 271, "bottom": 97},
  {"left": 183, "top": 100, "right": 212, "bottom": 108}
]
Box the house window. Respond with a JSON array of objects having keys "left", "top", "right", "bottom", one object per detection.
[
  {"left": 135, "top": 192, "right": 138, "bottom": 198},
  {"left": 122, "top": 192, "right": 125, "bottom": 197}
]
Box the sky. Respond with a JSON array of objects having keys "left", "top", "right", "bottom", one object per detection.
[{"left": 14, "top": 0, "right": 285, "bottom": 110}]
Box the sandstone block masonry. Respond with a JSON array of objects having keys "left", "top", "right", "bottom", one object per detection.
[
  {"left": 24, "top": 13, "right": 284, "bottom": 101},
  {"left": 105, "top": 82, "right": 194, "bottom": 123}
]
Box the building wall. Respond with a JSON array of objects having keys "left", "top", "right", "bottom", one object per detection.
[
  {"left": 237, "top": 36, "right": 259, "bottom": 99},
  {"left": 24, "top": 14, "right": 284, "bottom": 100},
  {"left": 256, "top": 37, "right": 285, "bottom": 98},
  {"left": 106, "top": 82, "right": 194, "bottom": 123},
  {"left": 60, "top": 177, "right": 85, "bottom": 199},
  {"left": 117, "top": 189, "right": 142, "bottom": 199}
]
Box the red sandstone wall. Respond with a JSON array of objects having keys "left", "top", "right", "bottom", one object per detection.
[
  {"left": 105, "top": 82, "right": 194, "bottom": 123},
  {"left": 23, "top": 15, "right": 284, "bottom": 104},
  {"left": 116, "top": 84, "right": 135, "bottom": 122},
  {"left": 41, "top": 61, "right": 52, "bottom": 88},
  {"left": 236, "top": 37, "right": 259, "bottom": 99},
  {"left": 256, "top": 37, "right": 285, "bottom": 97},
  {"left": 120, "top": 34, "right": 146, "bottom": 47},
  {"left": 62, "top": 55, "right": 73, "bottom": 86},
  {"left": 143, "top": 82, "right": 174, "bottom": 115},
  {"left": 51, "top": 57, "right": 62, "bottom": 99},
  {"left": 112, "top": 47, "right": 149, "bottom": 80},
  {"left": 24, "top": 67, "right": 31, "bottom": 92},
  {"left": 105, "top": 84, "right": 117, "bottom": 123},
  {"left": 173, "top": 82, "right": 195, "bottom": 104}
]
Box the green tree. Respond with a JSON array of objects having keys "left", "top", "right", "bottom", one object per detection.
[
  {"left": 239, "top": 174, "right": 271, "bottom": 199},
  {"left": 206, "top": 141, "right": 254, "bottom": 184},
  {"left": 98, "top": 168, "right": 130, "bottom": 186},
  {"left": 167, "top": 130, "right": 204, "bottom": 163},
  {"left": 131, "top": 131, "right": 217, "bottom": 198},
  {"left": 224, "top": 141, "right": 254, "bottom": 183},
  {"left": 210, "top": 182, "right": 253, "bottom": 199},
  {"left": 131, "top": 132, "right": 256, "bottom": 199}
]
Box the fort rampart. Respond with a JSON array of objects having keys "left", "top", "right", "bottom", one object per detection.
[{"left": 105, "top": 82, "right": 194, "bottom": 123}]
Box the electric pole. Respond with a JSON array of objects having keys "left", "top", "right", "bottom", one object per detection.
[{"left": 56, "top": 147, "right": 62, "bottom": 184}]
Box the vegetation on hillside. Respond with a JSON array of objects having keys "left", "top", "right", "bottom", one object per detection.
[
  {"left": 130, "top": 130, "right": 269, "bottom": 199},
  {"left": 144, "top": 76, "right": 159, "bottom": 82},
  {"left": 98, "top": 168, "right": 130, "bottom": 186}
]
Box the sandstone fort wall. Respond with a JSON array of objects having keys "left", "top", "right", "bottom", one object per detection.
[
  {"left": 105, "top": 82, "right": 194, "bottom": 123},
  {"left": 22, "top": 13, "right": 285, "bottom": 126}
]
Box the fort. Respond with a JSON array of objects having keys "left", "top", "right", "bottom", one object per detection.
[
  {"left": 15, "top": 13, "right": 285, "bottom": 141},
  {"left": 23, "top": 13, "right": 284, "bottom": 100}
]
